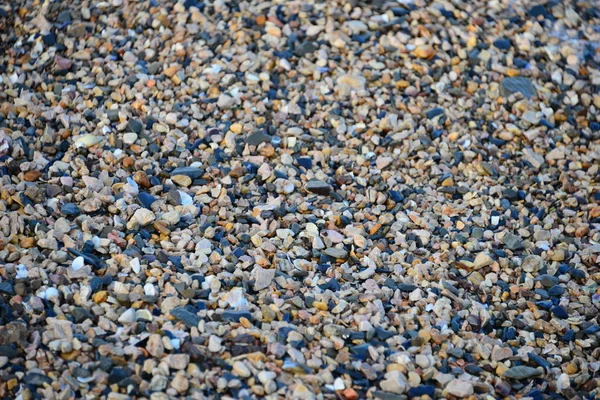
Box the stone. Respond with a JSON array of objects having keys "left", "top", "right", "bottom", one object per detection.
[
  {"left": 500, "top": 77, "right": 537, "bottom": 99},
  {"left": 473, "top": 252, "right": 494, "bottom": 269},
  {"left": 445, "top": 380, "right": 474, "bottom": 397},
  {"left": 502, "top": 366, "right": 543, "bottom": 380},
  {"left": 254, "top": 267, "right": 275, "bottom": 291},
  {"left": 306, "top": 180, "right": 332, "bottom": 195}
]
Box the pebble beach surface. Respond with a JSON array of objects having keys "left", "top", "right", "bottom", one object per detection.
[{"left": 0, "top": 0, "right": 600, "bottom": 399}]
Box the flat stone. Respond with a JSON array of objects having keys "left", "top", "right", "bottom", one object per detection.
[
  {"left": 503, "top": 366, "right": 543, "bottom": 379},
  {"left": 170, "top": 307, "right": 200, "bottom": 328},
  {"left": 500, "top": 77, "right": 537, "bottom": 99},
  {"left": 323, "top": 247, "right": 348, "bottom": 259},
  {"left": 306, "top": 180, "right": 332, "bottom": 195},
  {"left": 445, "top": 380, "right": 474, "bottom": 397}
]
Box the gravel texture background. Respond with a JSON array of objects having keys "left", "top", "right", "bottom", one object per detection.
[{"left": 0, "top": 0, "right": 599, "bottom": 399}]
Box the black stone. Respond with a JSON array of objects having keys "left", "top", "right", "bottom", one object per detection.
[{"left": 306, "top": 180, "right": 332, "bottom": 195}]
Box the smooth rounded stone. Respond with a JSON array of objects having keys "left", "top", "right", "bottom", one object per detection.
[
  {"left": 147, "top": 334, "right": 164, "bottom": 358},
  {"left": 208, "top": 335, "right": 222, "bottom": 353},
  {"left": 502, "top": 366, "right": 543, "bottom": 380},
  {"left": 522, "top": 255, "right": 543, "bottom": 273},
  {"left": 123, "top": 132, "right": 138, "bottom": 145},
  {"left": 323, "top": 247, "right": 348, "bottom": 259},
  {"left": 166, "top": 354, "right": 189, "bottom": 370},
  {"left": 171, "top": 372, "right": 189, "bottom": 394},
  {"left": 473, "top": 252, "right": 494, "bottom": 269},
  {"left": 445, "top": 380, "right": 474, "bottom": 397},
  {"left": 169, "top": 167, "right": 203, "bottom": 179},
  {"left": 171, "top": 175, "right": 192, "bottom": 187},
  {"left": 232, "top": 361, "right": 251, "bottom": 378}
]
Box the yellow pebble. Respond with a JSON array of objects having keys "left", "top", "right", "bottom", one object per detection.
[{"left": 230, "top": 123, "right": 243, "bottom": 134}]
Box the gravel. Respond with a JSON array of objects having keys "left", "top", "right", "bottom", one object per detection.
[{"left": 0, "top": 0, "right": 599, "bottom": 399}]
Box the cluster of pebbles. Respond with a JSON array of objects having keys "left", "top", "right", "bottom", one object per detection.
[{"left": 0, "top": 0, "right": 600, "bottom": 398}]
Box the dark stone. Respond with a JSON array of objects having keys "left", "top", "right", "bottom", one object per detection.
[
  {"left": 24, "top": 373, "right": 52, "bottom": 386},
  {"left": 107, "top": 109, "right": 120, "bottom": 122},
  {"left": 0, "top": 345, "right": 19, "bottom": 358},
  {"left": 297, "top": 157, "right": 313, "bottom": 169},
  {"left": 221, "top": 310, "right": 252, "bottom": 322},
  {"left": 408, "top": 385, "right": 435, "bottom": 397},
  {"left": 500, "top": 77, "right": 537, "bottom": 99},
  {"left": 503, "top": 365, "right": 543, "bottom": 379},
  {"left": 306, "top": 180, "right": 332, "bottom": 195},
  {"left": 536, "top": 274, "right": 559, "bottom": 288},
  {"left": 0, "top": 282, "right": 14, "bottom": 295},
  {"left": 551, "top": 306, "right": 569, "bottom": 319},
  {"left": 61, "top": 203, "right": 81, "bottom": 216},
  {"left": 128, "top": 119, "right": 143, "bottom": 134},
  {"left": 294, "top": 41, "right": 318, "bottom": 57},
  {"left": 42, "top": 33, "right": 56, "bottom": 46},
  {"left": 137, "top": 192, "right": 157, "bottom": 208},
  {"left": 426, "top": 107, "right": 444, "bottom": 119},
  {"left": 170, "top": 307, "right": 201, "bottom": 328},
  {"left": 170, "top": 167, "right": 203, "bottom": 179},
  {"left": 71, "top": 307, "right": 93, "bottom": 323},
  {"left": 493, "top": 39, "right": 511, "bottom": 50},
  {"left": 246, "top": 131, "right": 271, "bottom": 146},
  {"left": 108, "top": 367, "right": 131, "bottom": 384}
]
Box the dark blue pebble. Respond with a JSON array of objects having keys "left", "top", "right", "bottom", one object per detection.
[
  {"left": 527, "top": 352, "right": 551, "bottom": 370},
  {"left": 526, "top": 390, "right": 544, "bottom": 400},
  {"left": 297, "top": 157, "right": 312, "bottom": 169},
  {"left": 562, "top": 329, "right": 575, "bottom": 342},
  {"left": 591, "top": 122, "right": 600, "bottom": 131},
  {"left": 569, "top": 269, "right": 586, "bottom": 279},
  {"left": 535, "top": 300, "right": 552, "bottom": 309},
  {"left": 388, "top": 190, "right": 404, "bottom": 202},
  {"left": 551, "top": 306, "right": 569, "bottom": 319},
  {"left": 548, "top": 285, "right": 565, "bottom": 296},
  {"left": 426, "top": 107, "right": 444, "bottom": 119},
  {"left": 61, "top": 203, "right": 81, "bottom": 216},
  {"left": 408, "top": 386, "right": 435, "bottom": 397},
  {"left": 432, "top": 129, "right": 444, "bottom": 139},
  {"left": 137, "top": 192, "right": 156, "bottom": 209},
  {"left": 584, "top": 325, "right": 600, "bottom": 334},
  {"left": 493, "top": 38, "right": 511, "bottom": 50},
  {"left": 539, "top": 118, "right": 555, "bottom": 129}
]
